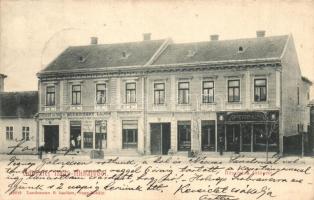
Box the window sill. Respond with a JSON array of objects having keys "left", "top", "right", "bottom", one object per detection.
[
  {"left": 153, "top": 103, "right": 167, "bottom": 106},
  {"left": 176, "top": 104, "right": 192, "bottom": 106},
  {"left": 70, "top": 105, "right": 82, "bottom": 110},
  {"left": 226, "top": 101, "right": 242, "bottom": 104},
  {"left": 201, "top": 102, "right": 216, "bottom": 105},
  {"left": 252, "top": 101, "right": 269, "bottom": 104},
  {"left": 42, "top": 106, "right": 57, "bottom": 111}
]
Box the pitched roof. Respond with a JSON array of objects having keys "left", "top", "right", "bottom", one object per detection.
[
  {"left": 39, "top": 35, "right": 289, "bottom": 74},
  {"left": 0, "top": 91, "right": 38, "bottom": 118},
  {"left": 153, "top": 35, "right": 289, "bottom": 65},
  {"left": 42, "top": 39, "right": 167, "bottom": 72}
]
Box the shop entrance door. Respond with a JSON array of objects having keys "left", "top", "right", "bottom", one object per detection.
[
  {"left": 150, "top": 123, "right": 171, "bottom": 155},
  {"left": 70, "top": 121, "right": 81, "bottom": 149},
  {"left": 44, "top": 125, "right": 59, "bottom": 153},
  {"left": 226, "top": 124, "right": 240, "bottom": 151}
]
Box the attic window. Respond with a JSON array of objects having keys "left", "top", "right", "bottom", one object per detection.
[
  {"left": 121, "top": 51, "right": 130, "bottom": 59},
  {"left": 238, "top": 46, "right": 244, "bottom": 53},
  {"left": 187, "top": 50, "right": 196, "bottom": 57},
  {"left": 78, "top": 56, "right": 86, "bottom": 62}
]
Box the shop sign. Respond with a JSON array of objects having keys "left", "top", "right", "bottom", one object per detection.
[{"left": 226, "top": 112, "right": 267, "bottom": 122}]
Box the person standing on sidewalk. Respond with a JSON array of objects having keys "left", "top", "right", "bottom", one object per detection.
[
  {"left": 234, "top": 136, "right": 240, "bottom": 154},
  {"left": 38, "top": 141, "right": 44, "bottom": 159},
  {"left": 219, "top": 136, "right": 224, "bottom": 155}
]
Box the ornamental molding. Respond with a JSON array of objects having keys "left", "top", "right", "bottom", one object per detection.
[{"left": 39, "top": 62, "right": 281, "bottom": 81}]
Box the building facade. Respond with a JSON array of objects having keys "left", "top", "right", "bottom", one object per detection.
[
  {"left": 0, "top": 83, "right": 38, "bottom": 154},
  {"left": 37, "top": 32, "right": 311, "bottom": 155}
]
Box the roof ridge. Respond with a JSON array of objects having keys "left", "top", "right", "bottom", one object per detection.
[
  {"left": 171, "top": 35, "right": 289, "bottom": 45},
  {"left": 68, "top": 39, "right": 167, "bottom": 48}
]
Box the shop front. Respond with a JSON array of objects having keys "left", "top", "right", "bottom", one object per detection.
[
  {"left": 69, "top": 119, "right": 107, "bottom": 151},
  {"left": 217, "top": 111, "right": 279, "bottom": 153}
]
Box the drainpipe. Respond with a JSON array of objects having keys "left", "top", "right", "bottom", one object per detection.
[
  {"left": 280, "top": 69, "right": 283, "bottom": 156},
  {"left": 36, "top": 80, "right": 40, "bottom": 155},
  {"left": 143, "top": 74, "right": 148, "bottom": 155}
]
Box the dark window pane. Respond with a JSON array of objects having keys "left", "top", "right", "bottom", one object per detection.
[
  {"left": 178, "top": 121, "right": 191, "bottom": 151},
  {"left": 201, "top": 120, "right": 215, "bottom": 151},
  {"left": 83, "top": 132, "right": 93, "bottom": 148},
  {"left": 254, "top": 79, "right": 267, "bottom": 102},
  {"left": 122, "top": 120, "right": 138, "bottom": 149}
]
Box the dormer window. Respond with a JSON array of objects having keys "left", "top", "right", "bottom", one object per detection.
[
  {"left": 78, "top": 56, "right": 86, "bottom": 62},
  {"left": 238, "top": 46, "right": 244, "bottom": 53},
  {"left": 121, "top": 51, "right": 130, "bottom": 59}
]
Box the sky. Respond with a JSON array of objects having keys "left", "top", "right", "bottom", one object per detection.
[{"left": 0, "top": 0, "right": 314, "bottom": 97}]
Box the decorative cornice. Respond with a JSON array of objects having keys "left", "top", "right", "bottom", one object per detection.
[{"left": 38, "top": 61, "right": 282, "bottom": 81}]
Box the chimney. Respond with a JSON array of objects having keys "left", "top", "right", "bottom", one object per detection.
[
  {"left": 143, "top": 33, "right": 151, "bottom": 41},
  {"left": 90, "top": 37, "right": 98, "bottom": 45},
  {"left": 0, "top": 74, "right": 7, "bottom": 92},
  {"left": 256, "top": 30, "right": 266, "bottom": 38},
  {"left": 210, "top": 34, "right": 219, "bottom": 41}
]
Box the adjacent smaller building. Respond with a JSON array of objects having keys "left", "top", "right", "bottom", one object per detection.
[{"left": 0, "top": 87, "right": 38, "bottom": 154}]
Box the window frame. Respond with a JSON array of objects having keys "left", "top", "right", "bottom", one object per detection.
[
  {"left": 154, "top": 82, "right": 165, "bottom": 105},
  {"left": 122, "top": 120, "right": 138, "bottom": 149},
  {"left": 6, "top": 126, "right": 13, "bottom": 140},
  {"left": 177, "top": 121, "right": 191, "bottom": 151},
  {"left": 228, "top": 79, "right": 240, "bottom": 102},
  {"left": 125, "top": 82, "right": 136, "bottom": 103},
  {"left": 72, "top": 85, "right": 81, "bottom": 105},
  {"left": 22, "top": 126, "right": 30, "bottom": 141},
  {"left": 46, "top": 86, "right": 56, "bottom": 106},
  {"left": 178, "top": 82, "right": 190, "bottom": 104},
  {"left": 95, "top": 120, "right": 107, "bottom": 149},
  {"left": 96, "top": 83, "right": 107, "bottom": 104},
  {"left": 202, "top": 81, "right": 214, "bottom": 103},
  {"left": 254, "top": 78, "right": 267, "bottom": 102}
]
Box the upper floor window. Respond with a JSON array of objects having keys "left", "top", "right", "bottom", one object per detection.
[
  {"left": 202, "top": 81, "right": 214, "bottom": 103},
  {"left": 126, "top": 83, "right": 136, "bottom": 103},
  {"left": 154, "top": 83, "right": 165, "bottom": 105},
  {"left": 46, "top": 86, "right": 55, "bottom": 106},
  {"left": 72, "top": 85, "right": 81, "bottom": 105},
  {"left": 96, "top": 84, "right": 106, "bottom": 104},
  {"left": 22, "top": 126, "right": 30, "bottom": 141},
  {"left": 254, "top": 79, "right": 267, "bottom": 102},
  {"left": 6, "top": 126, "right": 13, "bottom": 140},
  {"left": 178, "top": 82, "right": 190, "bottom": 104},
  {"left": 228, "top": 80, "right": 240, "bottom": 102}
]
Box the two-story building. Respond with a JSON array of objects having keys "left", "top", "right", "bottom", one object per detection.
[{"left": 37, "top": 31, "right": 311, "bottom": 156}]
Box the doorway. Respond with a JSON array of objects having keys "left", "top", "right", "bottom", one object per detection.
[
  {"left": 44, "top": 125, "right": 59, "bottom": 153},
  {"left": 226, "top": 124, "right": 240, "bottom": 151},
  {"left": 150, "top": 123, "right": 171, "bottom": 155},
  {"left": 70, "top": 121, "right": 81, "bottom": 149}
]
